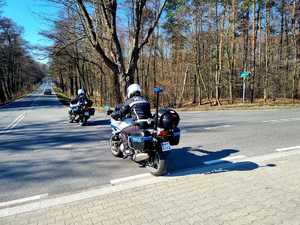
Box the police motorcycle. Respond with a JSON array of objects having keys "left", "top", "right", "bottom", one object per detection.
[
  {"left": 107, "top": 87, "right": 180, "bottom": 176},
  {"left": 69, "top": 97, "right": 95, "bottom": 126}
]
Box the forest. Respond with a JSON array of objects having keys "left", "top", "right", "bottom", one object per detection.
[
  {"left": 0, "top": 1, "right": 46, "bottom": 104},
  {"left": 47, "top": 0, "right": 300, "bottom": 107}
]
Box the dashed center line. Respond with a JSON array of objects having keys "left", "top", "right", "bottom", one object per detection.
[
  {"left": 263, "top": 117, "right": 300, "bottom": 123},
  {"left": 276, "top": 146, "right": 300, "bottom": 152},
  {"left": 204, "top": 124, "right": 232, "bottom": 130}
]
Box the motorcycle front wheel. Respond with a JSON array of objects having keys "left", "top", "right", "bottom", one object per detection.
[
  {"left": 147, "top": 150, "right": 166, "bottom": 176},
  {"left": 69, "top": 115, "right": 74, "bottom": 123},
  {"left": 109, "top": 135, "right": 123, "bottom": 157},
  {"left": 79, "top": 116, "right": 87, "bottom": 126}
]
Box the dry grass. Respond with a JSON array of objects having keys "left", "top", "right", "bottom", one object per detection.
[
  {"left": 176, "top": 98, "right": 300, "bottom": 111},
  {"left": 53, "top": 87, "right": 71, "bottom": 106}
]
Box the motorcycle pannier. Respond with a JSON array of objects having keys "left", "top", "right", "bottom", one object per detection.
[
  {"left": 129, "top": 132, "right": 153, "bottom": 151},
  {"left": 168, "top": 127, "right": 180, "bottom": 146}
]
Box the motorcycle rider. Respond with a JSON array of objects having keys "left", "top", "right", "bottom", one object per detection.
[
  {"left": 69, "top": 88, "right": 89, "bottom": 116},
  {"left": 72, "top": 89, "right": 88, "bottom": 105},
  {"left": 111, "top": 84, "right": 152, "bottom": 156}
]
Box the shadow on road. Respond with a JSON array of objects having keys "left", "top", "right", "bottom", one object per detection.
[
  {"left": 0, "top": 119, "right": 145, "bottom": 201},
  {"left": 0, "top": 95, "right": 62, "bottom": 111},
  {"left": 166, "top": 147, "right": 276, "bottom": 176},
  {"left": 0, "top": 120, "right": 111, "bottom": 152},
  {"left": 179, "top": 122, "right": 235, "bottom": 133},
  {"left": 87, "top": 119, "right": 110, "bottom": 126}
]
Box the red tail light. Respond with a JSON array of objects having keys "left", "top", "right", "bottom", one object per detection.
[{"left": 158, "top": 130, "right": 169, "bottom": 137}]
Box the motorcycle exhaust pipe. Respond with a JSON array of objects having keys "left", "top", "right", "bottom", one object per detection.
[{"left": 133, "top": 153, "right": 149, "bottom": 162}]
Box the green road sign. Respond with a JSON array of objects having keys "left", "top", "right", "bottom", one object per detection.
[{"left": 240, "top": 71, "right": 251, "bottom": 78}]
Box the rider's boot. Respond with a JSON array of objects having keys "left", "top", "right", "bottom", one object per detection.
[{"left": 120, "top": 144, "right": 133, "bottom": 159}]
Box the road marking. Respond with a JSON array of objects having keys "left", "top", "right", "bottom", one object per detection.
[
  {"left": 276, "top": 146, "right": 300, "bottom": 152},
  {"left": 110, "top": 173, "right": 152, "bottom": 185},
  {"left": 0, "top": 112, "right": 26, "bottom": 134},
  {"left": 5, "top": 113, "right": 25, "bottom": 129},
  {"left": 204, "top": 124, "right": 232, "bottom": 130},
  {"left": 263, "top": 117, "right": 300, "bottom": 123},
  {"left": 59, "top": 144, "right": 73, "bottom": 148},
  {"left": 0, "top": 177, "right": 162, "bottom": 218},
  {"left": 10, "top": 114, "right": 25, "bottom": 129},
  {"left": 180, "top": 129, "right": 188, "bottom": 134},
  {"left": 0, "top": 194, "right": 48, "bottom": 208},
  {"left": 204, "top": 155, "right": 246, "bottom": 165}
]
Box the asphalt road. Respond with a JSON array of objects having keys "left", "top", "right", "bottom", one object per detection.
[{"left": 0, "top": 79, "right": 300, "bottom": 203}]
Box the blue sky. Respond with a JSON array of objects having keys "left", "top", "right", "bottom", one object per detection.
[{"left": 2, "top": 0, "right": 60, "bottom": 63}]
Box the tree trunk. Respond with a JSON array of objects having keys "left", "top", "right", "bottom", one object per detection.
[
  {"left": 292, "top": 0, "right": 298, "bottom": 101},
  {"left": 178, "top": 65, "right": 189, "bottom": 107},
  {"left": 250, "top": 0, "right": 257, "bottom": 103},
  {"left": 264, "top": 0, "right": 270, "bottom": 102},
  {"left": 230, "top": 0, "right": 236, "bottom": 104}
]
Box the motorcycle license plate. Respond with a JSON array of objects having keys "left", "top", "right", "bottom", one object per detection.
[
  {"left": 161, "top": 142, "right": 172, "bottom": 152},
  {"left": 84, "top": 112, "right": 89, "bottom": 116}
]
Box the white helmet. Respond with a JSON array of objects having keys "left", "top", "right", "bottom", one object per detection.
[
  {"left": 127, "top": 84, "right": 142, "bottom": 98},
  {"left": 77, "top": 89, "right": 85, "bottom": 95}
]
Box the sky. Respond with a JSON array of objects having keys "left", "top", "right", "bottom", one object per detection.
[{"left": 2, "top": 0, "right": 60, "bottom": 64}]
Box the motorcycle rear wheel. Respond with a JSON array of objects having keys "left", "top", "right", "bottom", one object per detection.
[{"left": 147, "top": 150, "right": 166, "bottom": 176}]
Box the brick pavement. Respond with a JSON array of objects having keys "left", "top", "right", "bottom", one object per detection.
[{"left": 1, "top": 153, "right": 300, "bottom": 225}]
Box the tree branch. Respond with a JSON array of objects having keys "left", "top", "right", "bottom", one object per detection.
[
  {"left": 140, "top": 0, "right": 167, "bottom": 49},
  {"left": 76, "top": 0, "right": 118, "bottom": 73}
]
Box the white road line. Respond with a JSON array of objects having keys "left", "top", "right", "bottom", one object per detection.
[
  {"left": 0, "top": 177, "right": 162, "bottom": 218},
  {"left": 5, "top": 113, "right": 25, "bottom": 129},
  {"left": 0, "top": 112, "right": 26, "bottom": 134},
  {"left": 204, "top": 124, "right": 232, "bottom": 130},
  {"left": 180, "top": 129, "right": 188, "bottom": 134},
  {"left": 203, "top": 155, "right": 246, "bottom": 165},
  {"left": 0, "top": 194, "right": 48, "bottom": 208},
  {"left": 59, "top": 144, "right": 73, "bottom": 148},
  {"left": 276, "top": 146, "right": 300, "bottom": 152},
  {"left": 263, "top": 117, "right": 300, "bottom": 123},
  {"left": 10, "top": 114, "right": 25, "bottom": 129},
  {"left": 110, "top": 173, "right": 152, "bottom": 185}
]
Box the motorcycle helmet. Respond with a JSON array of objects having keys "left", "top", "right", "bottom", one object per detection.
[
  {"left": 158, "top": 109, "right": 180, "bottom": 130},
  {"left": 77, "top": 89, "right": 85, "bottom": 96},
  {"left": 127, "top": 84, "right": 142, "bottom": 98}
]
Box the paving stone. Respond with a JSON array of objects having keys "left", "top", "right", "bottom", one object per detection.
[{"left": 1, "top": 154, "right": 300, "bottom": 225}]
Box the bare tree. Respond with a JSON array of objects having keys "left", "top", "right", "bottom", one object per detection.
[{"left": 74, "top": 0, "right": 166, "bottom": 102}]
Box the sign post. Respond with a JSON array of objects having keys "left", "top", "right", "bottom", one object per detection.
[
  {"left": 242, "top": 77, "right": 246, "bottom": 103},
  {"left": 240, "top": 71, "right": 251, "bottom": 103}
]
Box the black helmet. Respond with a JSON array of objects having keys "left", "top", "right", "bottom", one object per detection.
[{"left": 158, "top": 109, "right": 180, "bottom": 130}]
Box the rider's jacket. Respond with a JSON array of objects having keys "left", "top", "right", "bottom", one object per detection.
[
  {"left": 72, "top": 94, "right": 88, "bottom": 105},
  {"left": 112, "top": 96, "right": 152, "bottom": 121}
]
